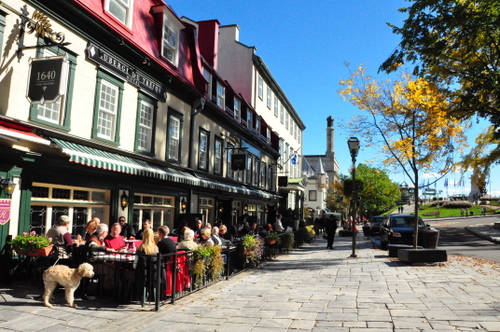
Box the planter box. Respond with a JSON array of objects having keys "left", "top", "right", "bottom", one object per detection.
[
  {"left": 398, "top": 249, "right": 447, "bottom": 264},
  {"left": 387, "top": 244, "right": 423, "bottom": 257},
  {"left": 15, "top": 244, "right": 53, "bottom": 257}
]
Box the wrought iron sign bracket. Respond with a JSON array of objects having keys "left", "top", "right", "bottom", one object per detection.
[{"left": 17, "top": 5, "right": 70, "bottom": 61}]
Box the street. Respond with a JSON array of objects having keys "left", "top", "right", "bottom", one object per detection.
[{"left": 429, "top": 216, "right": 500, "bottom": 263}]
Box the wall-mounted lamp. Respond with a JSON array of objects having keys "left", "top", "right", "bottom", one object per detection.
[
  {"left": 181, "top": 197, "right": 187, "bottom": 213},
  {"left": 120, "top": 191, "right": 129, "bottom": 210},
  {"left": 243, "top": 204, "right": 248, "bottom": 211},
  {"left": 0, "top": 178, "right": 16, "bottom": 196},
  {"left": 142, "top": 57, "right": 151, "bottom": 66}
]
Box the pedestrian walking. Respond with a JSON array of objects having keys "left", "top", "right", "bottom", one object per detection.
[{"left": 325, "top": 215, "right": 338, "bottom": 249}]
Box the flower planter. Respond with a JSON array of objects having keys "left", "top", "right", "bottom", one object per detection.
[
  {"left": 16, "top": 244, "right": 53, "bottom": 257},
  {"left": 266, "top": 239, "right": 276, "bottom": 245}
]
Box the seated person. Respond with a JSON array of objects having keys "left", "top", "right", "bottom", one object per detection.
[
  {"left": 84, "top": 219, "right": 98, "bottom": 241},
  {"left": 86, "top": 224, "right": 112, "bottom": 258},
  {"left": 46, "top": 215, "right": 73, "bottom": 264},
  {"left": 157, "top": 225, "right": 176, "bottom": 255},
  {"left": 104, "top": 223, "right": 127, "bottom": 252},
  {"left": 198, "top": 227, "right": 214, "bottom": 246},
  {"left": 211, "top": 226, "right": 223, "bottom": 246},
  {"left": 118, "top": 216, "right": 136, "bottom": 239},
  {"left": 218, "top": 225, "right": 233, "bottom": 245},
  {"left": 135, "top": 219, "right": 152, "bottom": 240},
  {"left": 177, "top": 229, "right": 199, "bottom": 251}
]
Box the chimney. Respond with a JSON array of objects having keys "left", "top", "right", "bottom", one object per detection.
[
  {"left": 326, "top": 116, "right": 334, "bottom": 157},
  {"left": 197, "top": 20, "right": 220, "bottom": 69}
]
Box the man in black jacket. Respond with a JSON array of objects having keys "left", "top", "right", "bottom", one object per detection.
[
  {"left": 118, "top": 216, "right": 135, "bottom": 239},
  {"left": 325, "top": 216, "right": 338, "bottom": 249}
]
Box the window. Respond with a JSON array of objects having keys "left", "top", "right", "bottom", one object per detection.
[
  {"left": 105, "top": 0, "right": 133, "bottom": 27},
  {"left": 266, "top": 128, "right": 271, "bottom": 143},
  {"left": 266, "top": 86, "right": 271, "bottom": 109},
  {"left": 285, "top": 143, "right": 289, "bottom": 174},
  {"left": 258, "top": 76, "right": 263, "bottom": 100},
  {"left": 255, "top": 117, "right": 261, "bottom": 135},
  {"left": 247, "top": 110, "right": 253, "bottom": 130},
  {"left": 246, "top": 155, "right": 253, "bottom": 184},
  {"left": 30, "top": 45, "right": 75, "bottom": 129},
  {"left": 291, "top": 120, "right": 294, "bottom": 135},
  {"left": 309, "top": 190, "right": 317, "bottom": 201},
  {"left": 0, "top": 13, "right": 5, "bottom": 62},
  {"left": 203, "top": 68, "right": 212, "bottom": 99},
  {"left": 280, "top": 105, "right": 284, "bottom": 123},
  {"left": 285, "top": 112, "right": 289, "bottom": 130},
  {"left": 268, "top": 166, "right": 273, "bottom": 190},
  {"left": 279, "top": 139, "right": 284, "bottom": 168},
  {"left": 234, "top": 98, "right": 241, "bottom": 121},
  {"left": 198, "top": 129, "right": 209, "bottom": 170},
  {"left": 261, "top": 162, "right": 266, "bottom": 188},
  {"left": 92, "top": 71, "right": 123, "bottom": 144},
  {"left": 216, "top": 82, "right": 225, "bottom": 109},
  {"left": 136, "top": 95, "right": 155, "bottom": 153},
  {"left": 226, "top": 143, "right": 234, "bottom": 179},
  {"left": 274, "top": 95, "right": 279, "bottom": 117},
  {"left": 167, "top": 111, "right": 182, "bottom": 162},
  {"left": 214, "top": 137, "right": 223, "bottom": 174},
  {"left": 162, "top": 11, "right": 183, "bottom": 66},
  {"left": 254, "top": 159, "right": 260, "bottom": 186}
]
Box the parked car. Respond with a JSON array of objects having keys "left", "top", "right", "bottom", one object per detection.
[
  {"left": 380, "top": 214, "right": 427, "bottom": 249},
  {"left": 370, "top": 216, "right": 383, "bottom": 236}
]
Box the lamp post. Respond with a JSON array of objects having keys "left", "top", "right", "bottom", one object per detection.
[{"left": 347, "top": 137, "right": 360, "bottom": 258}]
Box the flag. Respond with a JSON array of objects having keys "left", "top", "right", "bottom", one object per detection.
[
  {"left": 444, "top": 178, "right": 448, "bottom": 188},
  {"left": 291, "top": 152, "right": 297, "bottom": 165}
]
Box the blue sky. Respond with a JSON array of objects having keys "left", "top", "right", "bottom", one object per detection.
[{"left": 167, "top": 0, "right": 499, "bottom": 198}]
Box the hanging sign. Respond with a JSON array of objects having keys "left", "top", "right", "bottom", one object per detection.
[
  {"left": 231, "top": 154, "right": 246, "bottom": 171},
  {"left": 26, "top": 55, "right": 69, "bottom": 104},
  {"left": 0, "top": 199, "right": 11, "bottom": 225}
]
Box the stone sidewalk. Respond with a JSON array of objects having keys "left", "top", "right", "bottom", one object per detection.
[{"left": 1, "top": 234, "right": 500, "bottom": 331}]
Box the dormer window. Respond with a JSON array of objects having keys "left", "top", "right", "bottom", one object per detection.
[
  {"left": 216, "top": 82, "right": 225, "bottom": 109},
  {"left": 105, "top": 0, "right": 134, "bottom": 27},
  {"left": 161, "top": 11, "right": 183, "bottom": 66}
]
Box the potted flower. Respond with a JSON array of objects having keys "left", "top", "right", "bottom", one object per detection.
[
  {"left": 8, "top": 231, "right": 53, "bottom": 257},
  {"left": 241, "top": 235, "right": 264, "bottom": 266},
  {"left": 192, "top": 245, "right": 224, "bottom": 287},
  {"left": 265, "top": 232, "right": 281, "bottom": 245}
]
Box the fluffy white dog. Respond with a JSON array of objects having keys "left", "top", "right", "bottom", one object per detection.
[{"left": 43, "top": 263, "right": 95, "bottom": 308}]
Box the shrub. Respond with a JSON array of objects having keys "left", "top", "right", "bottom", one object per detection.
[{"left": 441, "top": 200, "right": 473, "bottom": 209}]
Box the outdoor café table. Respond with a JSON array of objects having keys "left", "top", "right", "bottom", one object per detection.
[{"left": 92, "top": 252, "right": 136, "bottom": 302}]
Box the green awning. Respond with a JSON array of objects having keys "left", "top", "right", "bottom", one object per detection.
[
  {"left": 51, "top": 138, "right": 199, "bottom": 185},
  {"left": 51, "top": 138, "right": 279, "bottom": 200}
]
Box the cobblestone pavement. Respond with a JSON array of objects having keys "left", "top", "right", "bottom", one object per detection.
[{"left": 1, "top": 233, "right": 500, "bottom": 332}]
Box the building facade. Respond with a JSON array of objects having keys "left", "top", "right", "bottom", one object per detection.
[
  {"left": 214, "top": 24, "right": 306, "bottom": 223},
  {"left": 0, "top": 0, "right": 281, "bottom": 249}
]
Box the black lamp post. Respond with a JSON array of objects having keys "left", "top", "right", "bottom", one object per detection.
[{"left": 347, "top": 137, "right": 360, "bottom": 258}]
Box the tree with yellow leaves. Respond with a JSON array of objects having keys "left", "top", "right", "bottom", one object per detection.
[{"left": 339, "top": 65, "right": 468, "bottom": 248}]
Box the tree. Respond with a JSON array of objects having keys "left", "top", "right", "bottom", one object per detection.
[
  {"left": 339, "top": 65, "right": 467, "bottom": 248},
  {"left": 355, "top": 164, "right": 401, "bottom": 217},
  {"left": 380, "top": 0, "right": 500, "bottom": 182}
]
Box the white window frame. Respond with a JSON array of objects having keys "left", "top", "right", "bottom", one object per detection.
[
  {"left": 266, "top": 86, "right": 272, "bottom": 109},
  {"left": 214, "top": 138, "right": 223, "bottom": 175},
  {"left": 198, "top": 130, "right": 208, "bottom": 170},
  {"left": 255, "top": 117, "right": 261, "bottom": 135},
  {"left": 138, "top": 100, "right": 153, "bottom": 152},
  {"left": 216, "top": 82, "right": 225, "bottom": 109},
  {"left": 234, "top": 98, "right": 241, "bottom": 121},
  {"left": 247, "top": 111, "right": 253, "bottom": 130},
  {"left": 280, "top": 105, "right": 284, "bottom": 124},
  {"left": 97, "top": 80, "right": 119, "bottom": 140},
  {"left": 285, "top": 112, "right": 289, "bottom": 130},
  {"left": 105, "top": 0, "right": 134, "bottom": 27},
  {"left": 274, "top": 95, "right": 279, "bottom": 117},
  {"left": 203, "top": 68, "right": 212, "bottom": 99},
  {"left": 258, "top": 76, "right": 263, "bottom": 100},
  {"left": 161, "top": 10, "right": 183, "bottom": 66},
  {"left": 36, "top": 49, "right": 65, "bottom": 124},
  {"left": 168, "top": 114, "right": 181, "bottom": 161}
]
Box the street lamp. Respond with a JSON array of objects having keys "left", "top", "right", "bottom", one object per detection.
[{"left": 347, "top": 137, "right": 360, "bottom": 258}]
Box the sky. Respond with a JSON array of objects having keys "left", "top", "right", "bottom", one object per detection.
[{"left": 166, "top": 0, "right": 499, "bottom": 198}]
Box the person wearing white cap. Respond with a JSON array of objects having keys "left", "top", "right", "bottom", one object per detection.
[{"left": 46, "top": 215, "right": 73, "bottom": 264}]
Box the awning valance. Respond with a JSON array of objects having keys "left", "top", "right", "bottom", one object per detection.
[
  {"left": 51, "top": 138, "right": 279, "bottom": 200},
  {"left": 0, "top": 124, "right": 51, "bottom": 146}
]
